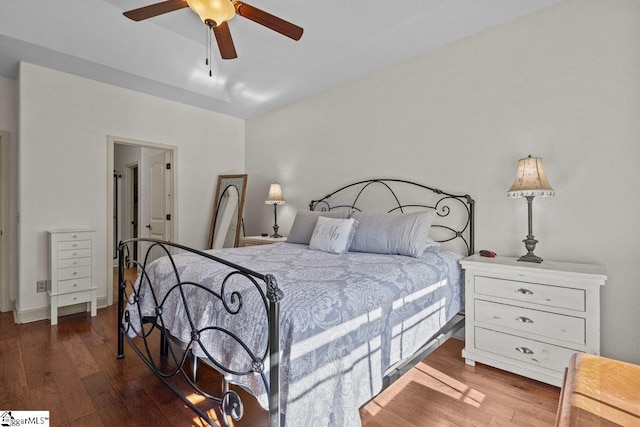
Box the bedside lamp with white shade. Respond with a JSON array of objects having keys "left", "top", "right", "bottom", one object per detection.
[
  {"left": 508, "top": 155, "right": 555, "bottom": 263},
  {"left": 265, "top": 183, "right": 285, "bottom": 238}
]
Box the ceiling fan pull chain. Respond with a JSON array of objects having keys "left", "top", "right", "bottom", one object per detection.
[
  {"left": 208, "top": 26, "right": 213, "bottom": 76},
  {"left": 205, "top": 26, "right": 209, "bottom": 66}
]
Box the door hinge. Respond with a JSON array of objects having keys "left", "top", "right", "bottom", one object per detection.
[
  {"left": 166, "top": 214, "right": 171, "bottom": 220},
  {"left": 166, "top": 163, "right": 171, "bottom": 170}
]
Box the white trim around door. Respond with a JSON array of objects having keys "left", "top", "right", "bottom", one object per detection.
[{"left": 107, "top": 136, "right": 178, "bottom": 307}]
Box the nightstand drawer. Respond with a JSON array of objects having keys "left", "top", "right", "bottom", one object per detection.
[
  {"left": 241, "top": 236, "right": 287, "bottom": 246},
  {"left": 58, "top": 248, "right": 92, "bottom": 260},
  {"left": 475, "top": 300, "right": 585, "bottom": 345},
  {"left": 57, "top": 290, "right": 92, "bottom": 306},
  {"left": 58, "top": 256, "right": 91, "bottom": 269},
  {"left": 475, "top": 327, "right": 575, "bottom": 373},
  {"left": 58, "top": 240, "right": 92, "bottom": 251},
  {"left": 475, "top": 276, "right": 585, "bottom": 311},
  {"left": 57, "top": 277, "right": 92, "bottom": 294},
  {"left": 58, "top": 266, "right": 91, "bottom": 281}
]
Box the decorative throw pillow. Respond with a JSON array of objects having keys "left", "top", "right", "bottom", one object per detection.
[
  {"left": 309, "top": 217, "right": 358, "bottom": 254},
  {"left": 349, "top": 210, "right": 437, "bottom": 258},
  {"left": 286, "top": 209, "right": 353, "bottom": 245}
]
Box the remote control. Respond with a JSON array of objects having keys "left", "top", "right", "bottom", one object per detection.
[{"left": 479, "top": 250, "right": 496, "bottom": 257}]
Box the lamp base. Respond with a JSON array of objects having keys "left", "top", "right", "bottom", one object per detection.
[
  {"left": 270, "top": 224, "right": 281, "bottom": 239},
  {"left": 518, "top": 252, "right": 543, "bottom": 263},
  {"left": 518, "top": 234, "right": 543, "bottom": 263}
]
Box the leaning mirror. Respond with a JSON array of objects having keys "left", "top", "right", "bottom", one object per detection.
[{"left": 208, "top": 174, "right": 248, "bottom": 249}]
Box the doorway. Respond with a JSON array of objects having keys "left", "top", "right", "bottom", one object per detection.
[
  {"left": 126, "top": 163, "right": 139, "bottom": 261},
  {"left": 107, "top": 136, "right": 178, "bottom": 306}
]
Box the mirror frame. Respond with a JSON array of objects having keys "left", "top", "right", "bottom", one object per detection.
[{"left": 208, "top": 174, "right": 248, "bottom": 249}]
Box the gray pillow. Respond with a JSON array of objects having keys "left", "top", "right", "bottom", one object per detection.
[
  {"left": 286, "top": 209, "right": 353, "bottom": 244},
  {"left": 349, "top": 210, "right": 437, "bottom": 257}
]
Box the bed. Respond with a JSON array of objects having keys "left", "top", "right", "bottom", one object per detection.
[{"left": 117, "top": 178, "right": 475, "bottom": 427}]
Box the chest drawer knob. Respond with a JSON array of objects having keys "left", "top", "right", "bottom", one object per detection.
[
  {"left": 515, "top": 346, "right": 534, "bottom": 355},
  {"left": 516, "top": 288, "right": 533, "bottom": 295},
  {"left": 515, "top": 316, "right": 534, "bottom": 324}
]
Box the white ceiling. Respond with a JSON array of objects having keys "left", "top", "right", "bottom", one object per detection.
[{"left": 0, "top": 0, "right": 558, "bottom": 119}]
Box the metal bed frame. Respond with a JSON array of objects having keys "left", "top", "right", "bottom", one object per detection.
[
  {"left": 117, "top": 178, "right": 474, "bottom": 427},
  {"left": 310, "top": 178, "right": 474, "bottom": 255}
]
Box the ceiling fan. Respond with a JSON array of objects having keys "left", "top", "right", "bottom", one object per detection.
[{"left": 123, "top": 0, "right": 303, "bottom": 60}]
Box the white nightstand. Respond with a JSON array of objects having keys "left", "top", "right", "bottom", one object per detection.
[
  {"left": 460, "top": 254, "right": 606, "bottom": 386},
  {"left": 241, "top": 235, "right": 287, "bottom": 247}
]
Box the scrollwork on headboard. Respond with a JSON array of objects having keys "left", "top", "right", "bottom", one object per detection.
[{"left": 309, "top": 179, "right": 475, "bottom": 255}]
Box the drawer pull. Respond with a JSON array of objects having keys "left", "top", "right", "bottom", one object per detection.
[
  {"left": 515, "top": 346, "right": 534, "bottom": 355},
  {"left": 515, "top": 288, "right": 533, "bottom": 295},
  {"left": 73, "top": 283, "right": 78, "bottom": 287},
  {"left": 72, "top": 243, "right": 78, "bottom": 248},
  {"left": 73, "top": 272, "right": 77, "bottom": 276},
  {"left": 72, "top": 234, "right": 78, "bottom": 238},
  {"left": 515, "top": 316, "right": 534, "bottom": 324}
]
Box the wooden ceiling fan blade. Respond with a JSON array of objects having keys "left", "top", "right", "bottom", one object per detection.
[
  {"left": 235, "top": 2, "right": 303, "bottom": 41},
  {"left": 123, "top": 0, "right": 188, "bottom": 21},
  {"left": 213, "top": 22, "right": 238, "bottom": 59}
]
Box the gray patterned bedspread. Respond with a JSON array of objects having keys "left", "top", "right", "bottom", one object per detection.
[{"left": 127, "top": 242, "right": 462, "bottom": 426}]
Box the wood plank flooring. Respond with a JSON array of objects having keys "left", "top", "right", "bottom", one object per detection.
[{"left": 0, "top": 303, "right": 560, "bottom": 426}]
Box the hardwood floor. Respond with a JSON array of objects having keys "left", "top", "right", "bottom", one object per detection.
[{"left": 0, "top": 304, "right": 560, "bottom": 426}]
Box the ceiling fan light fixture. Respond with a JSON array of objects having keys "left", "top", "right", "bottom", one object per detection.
[{"left": 187, "top": 0, "right": 236, "bottom": 26}]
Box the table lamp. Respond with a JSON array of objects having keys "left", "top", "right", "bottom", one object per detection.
[
  {"left": 508, "top": 155, "right": 555, "bottom": 263},
  {"left": 265, "top": 183, "right": 285, "bottom": 238}
]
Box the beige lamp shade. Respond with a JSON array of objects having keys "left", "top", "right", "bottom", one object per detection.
[
  {"left": 265, "top": 183, "right": 285, "bottom": 205},
  {"left": 186, "top": 0, "right": 235, "bottom": 25},
  {"left": 508, "top": 155, "right": 555, "bottom": 198}
]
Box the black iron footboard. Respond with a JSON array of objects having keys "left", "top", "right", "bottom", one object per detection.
[{"left": 117, "top": 238, "right": 283, "bottom": 427}]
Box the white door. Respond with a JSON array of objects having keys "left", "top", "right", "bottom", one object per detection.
[
  {"left": 144, "top": 150, "right": 172, "bottom": 260},
  {"left": 146, "top": 150, "right": 172, "bottom": 241}
]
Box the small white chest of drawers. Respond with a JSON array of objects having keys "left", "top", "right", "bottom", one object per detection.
[
  {"left": 48, "top": 229, "right": 97, "bottom": 325},
  {"left": 460, "top": 255, "right": 606, "bottom": 386}
]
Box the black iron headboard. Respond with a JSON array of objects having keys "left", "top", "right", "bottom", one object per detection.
[{"left": 309, "top": 178, "right": 475, "bottom": 256}]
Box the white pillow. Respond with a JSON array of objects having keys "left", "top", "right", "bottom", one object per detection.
[
  {"left": 349, "top": 210, "right": 437, "bottom": 258},
  {"left": 286, "top": 209, "right": 353, "bottom": 244},
  {"left": 309, "top": 217, "right": 359, "bottom": 254}
]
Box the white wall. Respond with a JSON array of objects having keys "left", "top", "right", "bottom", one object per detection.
[
  {"left": 17, "top": 62, "right": 244, "bottom": 320},
  {"left": 246, "top": 0, "right": 640, "bottom": 363},
  {"left": 0, "top": 76, "right": 18, "bottom": 305}
]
